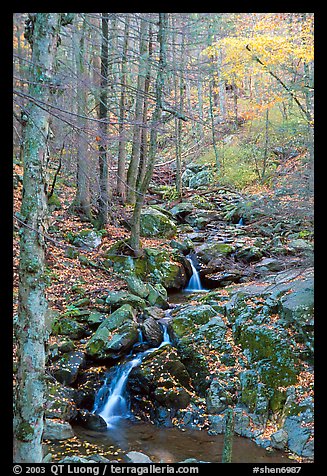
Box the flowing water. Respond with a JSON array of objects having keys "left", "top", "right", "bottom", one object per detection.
[
  {"left": 93, "top": 323, "right": 171, "bottom": 428},
  {"left": 66, "top": 280, "right": 294, "bottom": 464},
  {"left": 185, "top": 255, "right": 208, "bottom": 292}
]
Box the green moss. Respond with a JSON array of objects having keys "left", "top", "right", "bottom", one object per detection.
[{"left": 16, "top": 422, "right": 34, "bottom": 441}]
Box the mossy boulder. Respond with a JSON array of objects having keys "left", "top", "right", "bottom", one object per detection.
[
  {"left": 105, "top": 291, "right": 146, "bottom": 310},
  {"left": 45, "top": 380, "right": 78, "bottom": 422},
  {"left": 128, "top": 345, "right": 191, "bottom": 412},
  {"left": 52, "top": 350, "right": 86, "bottom": 386},
  {"left": 124, "top": 275, "right": 168, "bottom": 309},
  {"left": 72, "top": 229, "right": 102, "bottom": 249},
  {"left": 189, "top": 169, "right": 214, "bottom": 189},
  {"left": 51, "top": 317, "right": 86, "bottom": 340},
  {"left": 104, "top": 244, "right": 188, "bottom": 290},
  {"left": 86, "top": 305, "right": 138, "bottom": 361},
  {"left": 170, "top": 305, "right": 219, "bottom": 394},
  {"left": 140, "top": 207, "right": 177, "bottom": 238},
  {"left": 197, "top": 242, "right": 235, "bottom": 264},
  {"left": 235, "top": 324, "right": 299, "bottom": 389}
]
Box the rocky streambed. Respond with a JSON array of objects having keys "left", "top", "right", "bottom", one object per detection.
[{"left": 44, "top": 188, "right": 314, "bottom": 463}]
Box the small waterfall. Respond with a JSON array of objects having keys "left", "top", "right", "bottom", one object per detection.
[
  {"left": 185, "top": 255, "right": 207, "bottom": 292},
  {"left": 94, "top": 321, "right": 171, "bottom": 428}
]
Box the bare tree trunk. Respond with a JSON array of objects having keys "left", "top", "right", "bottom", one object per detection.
[
  {"left": 98, "top": 13, "right": 110, "bottom": 226},
  {"left": 73, "top": 17, "right": 91, "bottom": 220},
  {"left": 117, "top": 14, "right": 130, "bottom": 201},
  {"left": 126, "top": 17, "right": 148, "bottom": 204},
  {"left": 217, "top": 48, "right": 227, "bottom": 122},
  {"left": 13, "top": 13, "right": 63, "bottom": 463},
  {"left": 129, "top": 13, "right": 167, "bottom": 256}
]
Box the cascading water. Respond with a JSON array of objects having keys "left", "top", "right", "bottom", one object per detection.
[
  {"left": 185, "top": 255, "right": 207, "bottom": 292},
  {"left": 93, "top": 322, "right": 171, "bottom": 429}
]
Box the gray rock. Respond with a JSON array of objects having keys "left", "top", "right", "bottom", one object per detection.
[
  {"left": 125, "top": 451, "right": 153, "bottom": 463},
  {"left": 270, "top": 429, "right": 288, "bottom": 450},
  {"left": 76, "top": 409, "right": 108, "bottom": 431},
  {"left": 43, "top": 419, "right": 74, "bottom": 441},
  {"left": 142, "top": 317, "right": 164, "bottom": 347},
  {"left": 59, "top": 456, "right": 96, "bottom": 463},
  {"left": 283, "top": 416, "right": 314, "bottom": 457},
  {"left": 189, "top": 169, "right": 214, "bottom": 189},
  {"left": 73, "top": 230, "right": 102, "bottom": 249},
  {"left": 53, "top": 350, "right": 86, "bottom": 386}
]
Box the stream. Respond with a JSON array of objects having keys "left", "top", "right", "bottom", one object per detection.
[{"left": 55, "top": 260, "right": 294, "bottom": 464}]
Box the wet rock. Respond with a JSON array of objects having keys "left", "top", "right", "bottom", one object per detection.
[
  {"left": 52, "top": 350, "right": 86, "bottom": 386},
  {"left": 270, "top": 429, "right": 288, "bottom": 450},
  {"left": 125, "top": 451, "right": 153, "bottom": 463},
  {"left": 142, "top": 317, "right": 164, "bottom": 347},
  {"left": 75, "top": 409, "right": 108, "bottom": 431},
  {"left": 140, "top": 207, "right": 177, "bottom": 238},
  {"left": 86, "top": 304, "right": 139, "bottom": 361},
  {"left": 43, "top": 419, "right": 74, "bottom": 441},
  {"left": 129, "top": 345, "right": 191, "bottom": 415},
  {"left": 74, "top": 367, "right": 107, "bottom": 409}
]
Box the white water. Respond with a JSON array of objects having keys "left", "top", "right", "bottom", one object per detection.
[
  {"left": 94, "top": 323, "right": 171, "bottom": 428},
  {"left": 185, "top": 256, "right": 207, "bottom": 292}
]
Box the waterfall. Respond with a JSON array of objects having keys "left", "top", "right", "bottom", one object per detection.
[
  {"left": 185, "top": 255, "right": 207, "bottom": 292},
  {"left": 93, "top": 321, "right": 171, "bottom": 428}
]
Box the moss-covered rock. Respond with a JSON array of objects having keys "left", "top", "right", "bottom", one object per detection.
[
  {"left": 197, "top": 242, "right": 234, "bottom": 264},
  {"left": 105, "top": 291, "right": 146, "bottom": 310},
  {"left": 104, "top": 244, "right": 188, "bottom": 290},
  {"left": 86, "top": 305, "right": 138, "bottom": 361},
  {"left": 128, "top": 345, "right": 191, "bottom": 413},
  {"left": 51, "top": 317, "right": 86, "bottom": 340},
  {"left": 140, "top": 207, "right": 177, "bottom": 238},
  {"left": 52, "top": 350, "right": 86, "bottom": 386}
]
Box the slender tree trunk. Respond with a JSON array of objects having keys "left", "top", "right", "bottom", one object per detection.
[
  {"left": 73, "top": 18, "right": 91, "bottom": 220},
  {"left": 126, "top": 17, "right": 148, "bottom": 204},
  {"left": 98, "top": 13, "right": 110, "bottom": 227},
  {"left": 217, "top": 48, "right": 227, "bottom": 122},
  {"left": 117, "top": 15, "right": 130, "bottom": 201},
  {"left": 175, "top": 28, "right": 185, "bottom": 196},
  {"left": 261, "top": 107, "right": 269, "bottom": 181},
  {"left": 13, "top": 13, "right": 62, "bottom": 463},
  {"left": 222, "top": 408, "right": 235, "bottom": 463},
  {"left": 129, "top": 13, "right": 167, "bottom": 256},
  {"left": 137, "top": 24, "right": 153, "bottom": 188}
]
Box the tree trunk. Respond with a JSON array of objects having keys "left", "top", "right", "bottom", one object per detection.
[
  {"left": 117, "top": 14, "right": 130, "bottom": 201},
  {"left": 126, "top": 17, "right": 148, "bottom": 204},
  {"left": 129, "top": 13, "right": 167, "bottom": 256},
  {"left": 98, "top": 13, "right": 110, "bottom": 227},
  {"left": 73, "top": 17, "right": 91, "bottom": 220},
  {"left": 222, "top": 408, "right": 235, "bottom": 463},
  {"left": 13, "top": 13, "right": 62, "bottom": 463}
]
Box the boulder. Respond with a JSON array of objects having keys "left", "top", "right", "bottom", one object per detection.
[
  {"left": 51, "top": 317, "right": 86, "bottom": 340},
  {"left": 75, "top": 409, "right": 107, "bottom": 431},
  {"left": 129, "top": 345, "right": 191, "bottom": 414},
  {"left": 197, "top": 242, "right": 234, "bottom": 264},
  {"left": 283, "top": 416, "right": 314, "bottom": 458},
  {"left": 106, "top": 291, "right": 146, "bottom": 310},
  {"left": 125, "top": 451, "right": 153, "bottom": 463},
  {"left": 142, "top": 317, "right": 164, "bottom": 347},
  {"left": 140, "top": 207, "right": 177, "bottom": 238},
  {"left": 45, "top": 380, "right": 78, "bottom": 421},
  {"left": 43, "top": 419, "right": 74, "bottom": 441},
  {"left": 52, "top": 351, "right": 86, "bottom": 386},
  {"left": 86, "top": 305, "right": 138, "bottom": 361},
  {"left": 270, "top": 429, "right": 288, "bottom": 450},
  {"left": 189, "top": 169, "right": 214, "bottom": 189},
  {"left": 104, "top": 244, "right": 188, "bottom": 290},
  {"left": 72, "top": 229, "right": 102, "bottom": 249}
]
